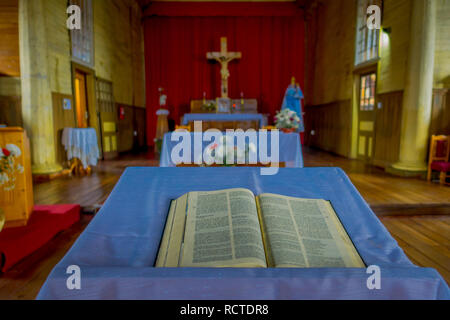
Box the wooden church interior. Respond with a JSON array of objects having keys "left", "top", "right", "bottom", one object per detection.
[{"left": 0, "top": 0, "right": 449, "bottom": 299}]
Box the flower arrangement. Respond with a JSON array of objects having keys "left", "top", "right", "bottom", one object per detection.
[
  {"left": 0, "top": 143, "right": 23, "bottom": 232},
  {"left": 0, "top": 144, "right": 24, "bottom": 192},
  {"left": 202, "top": 136, "right": 257, "bottom": 166},
  {"left": 201, "top": 101, "right": 217, "bottom": 112},
  {"left": 274, "top": 109, "right": 301, "bottom": 132}
]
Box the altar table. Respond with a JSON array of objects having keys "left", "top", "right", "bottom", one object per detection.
[
  {"left": 159, "top": 131, "right": 303, "bottom": 168},
  {"left": 181, "top": 113, "right": 267, "bottom": 129},
  {"left": 37, "top": 168, "right": 449, "bottom": 300}
]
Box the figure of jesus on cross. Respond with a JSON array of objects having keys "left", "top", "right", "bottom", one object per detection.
[{"left": 207, "top": 37, "right": 242, "bottom": 98}]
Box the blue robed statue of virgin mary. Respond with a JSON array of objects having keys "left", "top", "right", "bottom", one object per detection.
[{"left": 281, "top": 77, "right": 305, "bottom": 132}]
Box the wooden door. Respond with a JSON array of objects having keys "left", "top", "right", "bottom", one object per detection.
[
  {"left": 357, "top": 72, "right": 377, "bottom": 162},
  {"left": 74, "top": 71, "right": 89, "bottom": 128},
  {"left": 373, "top": 91, "right": 403, "bottom": 168},
  {"left": 96, "top": 79, "right": 118, "bottom": 159},
  {"left": 133, "top": 107, "right": 147, "bottom": 149}
]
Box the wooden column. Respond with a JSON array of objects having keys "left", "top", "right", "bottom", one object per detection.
[
  {"left": 391, "top": 0, "right": 436, "bottom": 175},
  {"left": 19, "top": 0, "right": 62, "bottom": 174}
]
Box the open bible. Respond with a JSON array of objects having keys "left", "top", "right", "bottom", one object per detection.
[{"left": 156, "top": 188, "right": 365, "bottom": 268}]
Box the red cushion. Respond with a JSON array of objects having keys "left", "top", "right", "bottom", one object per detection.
[
  {"left": 431, "top": 161, "right": 450, "bottom": 172},
  {"left": 0, "top": 204, "right": 80, "bottom": 272},
  {"left": 435, "top": 140, "right": 448, "bottom": 158}
]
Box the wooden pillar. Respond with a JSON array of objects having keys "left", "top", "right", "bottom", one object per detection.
[
  {"left": 391, "top": 0, "right": 436, "bottom": 175},
  {"left": 19, "top": 0, "right": 62, "bottom": 174}
]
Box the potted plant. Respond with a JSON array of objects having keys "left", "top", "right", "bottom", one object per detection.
[
  {"left": 201, "top": 101, "right": 217, "bottom": 113},
  {"left": 274, "top": 109, "right": 301, "bottom": 133},
  {"left": 0, "top": 144, "right": 24, "bottom": 232}
]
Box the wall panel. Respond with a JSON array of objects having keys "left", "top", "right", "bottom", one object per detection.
[{"left": 305, "top": 100, "right": 353, "bottom": 157}]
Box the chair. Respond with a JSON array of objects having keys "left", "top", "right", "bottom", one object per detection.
[
  {"left": 427, "top": 135, "right": 450, "bottom": 185},
  {"left": 175, "top": 125, "right": 191, "bottom": 132},
  {"left": 262, "top": 126, "right": 278, "bottom": 131}
]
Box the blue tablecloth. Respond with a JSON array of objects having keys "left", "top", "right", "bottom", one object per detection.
[
  {"left": 37, "top": 168, "right": 449, "bottom": 300},
  {"left": 182, "top": 113, "right": 267, "bottom": 127},
  {"left": 159, "top": 132, "right": 303, "bottom": 168}
]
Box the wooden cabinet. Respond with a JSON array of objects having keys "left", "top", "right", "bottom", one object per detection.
[{"left": 0, "top": 127, "right": 33, "bottom": 228}]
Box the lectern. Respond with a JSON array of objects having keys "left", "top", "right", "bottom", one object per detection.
[{"left": 0, "top": 127, "right": 33, "bottom": 228}]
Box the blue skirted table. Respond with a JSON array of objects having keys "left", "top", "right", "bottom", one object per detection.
[
  {"left": 37, "top": 167, "right": 449, "bottom": 300},
  {"left": 159, "top": 131, "right": 303, "bottom": 168}
]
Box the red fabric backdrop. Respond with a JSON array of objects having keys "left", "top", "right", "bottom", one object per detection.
[{"left": 143, "top": 2, "right": 305, "bottom": 145}]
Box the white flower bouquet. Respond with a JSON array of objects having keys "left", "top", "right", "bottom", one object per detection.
[
  {"left": 0, "top": 144, "right": 24, "bottom": 192},
  {"left": 202, "top": 136, "right": 257, "bottom": 166},
  {"left": 0, "top": 143, "right": 24, "bottom": 232},
  {"left": 274, "top": 109, "right": 300, "bottom": 132}
]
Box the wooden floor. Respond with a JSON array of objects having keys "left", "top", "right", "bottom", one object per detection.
[
  {"left": 303, "top": 148, "right": 450, "bottom": 214},
  {"left": 0, "top": 147, "right": 449, "bottom": 299},
  {"left": 380, "top": 215, "right": 450, "bottom": 282}
]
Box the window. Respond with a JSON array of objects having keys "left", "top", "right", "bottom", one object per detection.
[
  {"left": 70, "top": 0, "right": 94, "bottom": 66},
  {"left": 355, "top": 0, "right": 381, "bottom": 66},
  {"left": 359, "top": 73, "right": 376, "bottom": 111},
  {"left": 96, "top": 78, "right": 115, "bottom": 113}
]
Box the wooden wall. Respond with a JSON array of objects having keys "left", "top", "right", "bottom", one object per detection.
[
  {"left": 16, "top": 0, "right": 147, "bottom": 166},
  {"left": 308, "top": 0, "right": 356, "bottom": 105},
  {"left": 429, "top": 89, "right": 450, "bottom": 136},
  {"left": 0, "top": 77, "right": 22, "bottom": 127},
  {"left": 0, "top": 95, "right": 22, "bottom": 127},
  {"left": 0, "top": 0, "right": 21, "bottom": 127},
  {"left": 45, "top": 0, "right": 73, "bottom": 96},
  {"left": 305, "top": 0, "right": 355, "bottom": 157},
  {"left": 434, "top": 0, "right": 450, "bottom": 87},
  {"left": 52, "top": 92, "right": 75, "bottom": 164},
  {"left": 304, "top": 0, "right": 446, "bottom": 167},
  {"left": 93, "top": 0, "right": 146, "bottom": 108},
  {"left": 377, "top": 0, "right": 411, "bottom": 94},
  {"left": 0, "top": 0, "right": 20, "bottom": 77},
  {"left": 305, "top": 100, "right": 353, "bottom": 157}
]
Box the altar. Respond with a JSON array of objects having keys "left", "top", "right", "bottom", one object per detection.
[
  {"left": 179, "top": 37, "right": 268, "bottom": 131},
  {"left": 37, "top": 167, "right": 449, "bottom": 299},
  {"left": 159, "top": 131, "right": 302, "bottom": 167},
  {"left": 181, "top": 113, "right": 268, "bottom": 131}
]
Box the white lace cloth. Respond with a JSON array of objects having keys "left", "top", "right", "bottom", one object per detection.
[{"left": 62, "top": 128, "right": 100, "bottom": 169}]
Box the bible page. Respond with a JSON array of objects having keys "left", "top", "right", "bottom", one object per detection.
[
  {"left": 258, "top": 194, "right": 365, "bottom": 268},
  {"left": 180, "top": 188, "right": 267, "bottom": 268}
]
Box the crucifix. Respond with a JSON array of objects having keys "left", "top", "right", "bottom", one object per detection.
[{"left": 206, "top": 37, "right": 242, "bottom": 98}]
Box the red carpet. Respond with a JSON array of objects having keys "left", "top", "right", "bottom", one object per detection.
[{"left": 0, "top": 204, "right": 80, "bottom": 272}]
